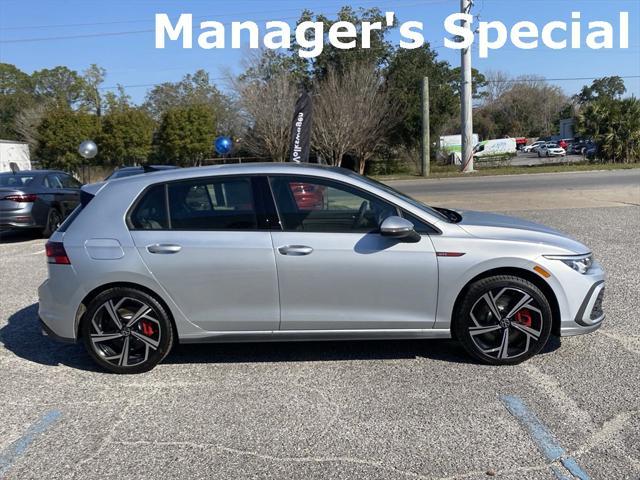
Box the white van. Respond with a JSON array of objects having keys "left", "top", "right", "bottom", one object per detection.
[
  {"left": 0, "top": 140, "right": 31, "bottom": 172},
  {"left": 473, "top": 138, "right": 517, "bottom": 159}
]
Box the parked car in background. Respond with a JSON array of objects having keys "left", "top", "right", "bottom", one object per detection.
[
  {"left": 289, "top": 182, "right": 326, "bottom": 210},
  {"left": 473, "top": 138, "right": 517, "bottom": 159},
  {"left": 585, "top": 144, "right": 599, "bottom": 160},
  {"left": 514, "top": 137, "right": 527, "bottom": 151},
  {"left": 538, "top": 143, "right": 566, "bottom": 158},
  {"left": 0, "top": 170, "right": 82, "bottom": 237},
  {"left": 105, "top": 165, "right": 178, "bottom": 180},
  {"left": 523, "top": 141, "right": 545, "bottom": 153},
  {"left": 38, "top": 163, "right": 605, "bottom": 373}
]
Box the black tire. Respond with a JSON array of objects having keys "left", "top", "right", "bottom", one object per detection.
[
  {"left": 42, "top": 208, "right": 62, "bottom": 238},
  {"left": 81, "top": 287, "right": 174, "bottom": 374},
  {"left": 453, "top": 275, "right": 552, "bottom": 365}
]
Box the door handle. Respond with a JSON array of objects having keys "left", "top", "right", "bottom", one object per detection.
[
  {"left": 147, "top": 244, "right": 182, "bottom": 254},
  {"left": 278, "top": 245, "right": 313, "bottom": 256}
]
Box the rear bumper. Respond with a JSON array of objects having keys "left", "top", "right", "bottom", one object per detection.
[
  {"left": 39, "top": 316, "right": 76, "bottom": 343},
  {"left": 38, "top": 269, "right": 86, "bottom": 342},
  {"left": 0, "top": 206, "right": 41, "bottom": 229}
]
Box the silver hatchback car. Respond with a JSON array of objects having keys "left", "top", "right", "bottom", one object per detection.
[{"left": 38, "top": 164, "right": 605, "bottom": 373}]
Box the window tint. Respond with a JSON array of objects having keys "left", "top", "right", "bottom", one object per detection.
[
  {"left": 270, "top": 176, "right": 397, "bottom": 233},
  {"left": 59, "top": 174, "right": 82, "bottom": 188},
  {"left": 168, "top": 177, "right": 258, "bottom": 230},
  {"left": 46, "top": 175, "right": 64, "bottom": 189},
  {"left": 130, "top": 184, "right": 168, "bottom": 230},
  {"left": 0, "top": 174, "right": 35, "bottom": 186}
]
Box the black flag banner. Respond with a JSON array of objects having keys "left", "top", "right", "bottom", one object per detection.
[{"left": 288, "top": 91, "right": 313, "bottom": 163}]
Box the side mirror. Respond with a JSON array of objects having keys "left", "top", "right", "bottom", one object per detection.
[{"left": 379, "top": 216, "right": 419, "bottom": 241}]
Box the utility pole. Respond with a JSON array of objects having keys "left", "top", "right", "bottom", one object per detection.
[
  {"left": 421, "top": 76, "right": 430, "bottom": 177},
  {"left": 460, "top": 0, "right": 474, "bottom": 173}
]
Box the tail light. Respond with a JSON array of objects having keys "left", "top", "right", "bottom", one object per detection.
[
  {"left": 45, "top": 241, "right": 71, "bottom": 265},
  {"left": 3, "top": 194, "right": 37, "bottom": 202}
]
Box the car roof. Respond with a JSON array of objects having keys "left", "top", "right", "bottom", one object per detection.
[
  {"left": 106, "top": 162, "right": 345, "bottom": 185},
  {"left": 0, "top": 169, "right": 66, "bottom": 175}
]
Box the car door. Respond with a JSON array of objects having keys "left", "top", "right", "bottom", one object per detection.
[
  {"left": 46, "top": 174, "right": 78, "bottom": 217},
  {"left": 268, "top": 174, "right": 439, "bottom": 331},
  {"left": 129, "top": 175, "right": 280, "bottom": 332},
  {"left": 57, "top": 173, "right": 82, "bottom": 215}
]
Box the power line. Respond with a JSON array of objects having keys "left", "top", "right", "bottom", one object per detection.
[
  {"left": 0, "top": 0, "right": 443, "bottom": 42},
  {"left": 0, "top": 0, "right": 447, "bottom": 31},
  {"left": 98, "top": 74, "right": 640, "bottom": 92}
]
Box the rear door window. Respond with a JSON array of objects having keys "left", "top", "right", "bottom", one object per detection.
[{"left": 167, "top": 177, "right": 258, "bottom": 230}]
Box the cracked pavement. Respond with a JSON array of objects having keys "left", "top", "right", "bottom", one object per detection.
[{"left": 0, "top": 173, "right": 638, "bottom": 479}]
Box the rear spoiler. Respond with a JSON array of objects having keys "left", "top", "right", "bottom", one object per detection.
[{"left": 80, "top": 182, "right": 106, "bottom": 206}]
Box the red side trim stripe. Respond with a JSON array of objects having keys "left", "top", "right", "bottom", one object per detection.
[{"left": 436, "top": 252, "right": 466, "bottom": 257}]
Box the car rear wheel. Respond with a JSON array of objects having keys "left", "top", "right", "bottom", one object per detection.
[
  {"left": 453, "top": 275, "right": 552, "bottom": 365},
  {"left": 81, "top": 287, "right": 174, "bottom": 374},
  {"left": 42, "top": 209, "right": 62, "bottom": 238}
]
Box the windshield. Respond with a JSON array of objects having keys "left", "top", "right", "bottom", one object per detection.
[
  {"left": 0, "top": 173, "right": 36, "bottom": 187},
  {"left": 339, "top": 170, "right": 451, "bottom": 223}
]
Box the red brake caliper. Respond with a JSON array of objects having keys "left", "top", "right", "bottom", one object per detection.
[
  {"left": 514, "top": 309, "right": 533, "bottom": 328},
  {"left": 140, "top": 320, "right": 155, "bottom": 336}
]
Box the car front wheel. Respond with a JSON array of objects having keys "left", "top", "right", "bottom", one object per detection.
[
  {"left": 453, "top": 275, "right": 553, "bottom": 365},
  {"left": 81, "top": 287, "right": 174, "bottom": 373}
]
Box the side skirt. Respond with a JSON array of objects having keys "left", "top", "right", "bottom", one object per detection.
[{"left": 179, "top": 329, "right": 452, "bottom": 344}]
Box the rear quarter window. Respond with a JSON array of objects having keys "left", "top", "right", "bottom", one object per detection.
[{"left": 130, "top": 185, "right": 169, "bottom": 230}]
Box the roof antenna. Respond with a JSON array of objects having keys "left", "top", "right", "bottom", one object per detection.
[{"left": 9, "top": 162, "right": 20, "bottom": 174}]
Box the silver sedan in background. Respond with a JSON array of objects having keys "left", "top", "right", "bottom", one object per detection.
[{"left": 38, "top": 164, "right": 605, "bottom": 373}]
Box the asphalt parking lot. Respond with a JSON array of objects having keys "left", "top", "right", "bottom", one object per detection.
[{"left": 0, "top": 175, "right": 638, "bottom": 479}]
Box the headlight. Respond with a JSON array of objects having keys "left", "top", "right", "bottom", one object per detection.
[{"left": 544, "top": 254, "right": 593, "bottom": 274}]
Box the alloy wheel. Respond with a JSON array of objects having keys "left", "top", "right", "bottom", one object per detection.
[
  {"left": 89, "top": 297, "right": 162, "bottom": 367},
  {"left": 468, "top": 287, "right": 544, "bottom": 360}
]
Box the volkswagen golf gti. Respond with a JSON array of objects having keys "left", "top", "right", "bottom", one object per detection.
[{"left": 38, "top": 163, "right": 605, "bottom": 373}]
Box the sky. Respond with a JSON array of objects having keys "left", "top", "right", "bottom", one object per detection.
[{"left": 1, "top": 0, "right": 639, "bottom": 104}]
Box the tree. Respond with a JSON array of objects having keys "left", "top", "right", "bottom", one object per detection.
[
  {"left": 386, "top": 45, "right": 459, "bottom": 151},
  {"left": 313, "top": 62, "right": 397, "bottom": 170},
  {"left": 31, "top": 66, "right": 87, "bottom": 109},
  {"left": 36, "top": 107, "right": 100, "bottom": 171},
  {"left": 575, "top": 76, "right": 626, "bottom": 105},
  {"left": 233, "top": 68, "right": 298, "bottom": 162},
  {"left": 14, "top": 104, "right": 46, "bottom": 154},
  {"left": 577, "top": 96, "right": 640, "bottom": 163},
  {"left": 98, "top": 106, "right": 155, "bottom": 166},
  {"left": 143, "top": 70, "right": 228, "bottom": 120},
  {"left": 82, "top": 64, "right": 107, "bottom": 116},
  {"left": 154, "top": 104, "right": 216, "bottom": 166},
  {"left": 475, "top": 75, "right": 568, "bottom": 138},
  {"left": 0, "top": 63, "right": 35, "bottom": 139},
  {"left": 309, "top": 6, "right": 394, "bottom": 79}
]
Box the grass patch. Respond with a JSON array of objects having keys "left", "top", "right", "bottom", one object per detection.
[{"left": 372, "top": 161, "right": 640, "bottom": 181}]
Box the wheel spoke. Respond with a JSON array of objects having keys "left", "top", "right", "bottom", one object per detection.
[
  {"left": 505, "top": 293, "right": 533, "bottom": 320},
  {"left": 91, "top": 332, "right": 124, "bottom": 343},
  {"left": 125, "top": 305, "right": 152, "bottom": 328},
  {"left": 498, "top": 328, "right": 510, "bottom": 359},
  {"left": 511, "top": 322, "right": 541, "bottom": 341},
  {"left": 481, "top": 292, "right": 502, "bottom": 320},
  {"left": 131, "top": 331, "right": 159, "bottom": 350},
  {"left": 119, "top": 336, "right": 130, "bottom": 366},
  {"left": 469, "top": 324, "right": 502, "bottom": 336},
  {"left": 103, "top": 300, "right": 123, "bottom": 329}
]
